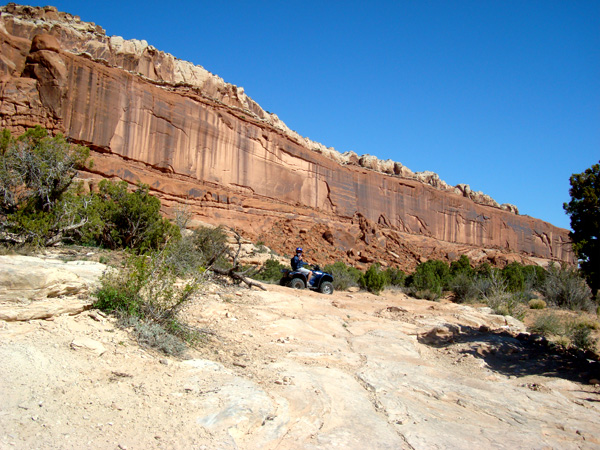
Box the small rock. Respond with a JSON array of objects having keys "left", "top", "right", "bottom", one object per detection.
[
  {"left": 88, "top": 311, "right": 104, "bottom": 322},
  {"left": 475, "top": 344, "right": 491, "bottom": 357},
  {"left": 70, "top": 338, "right": 106, "bottom": 356},
  {"left": 159, "top": 359, "right": 169, "bottom": 365},
  {"left": 386, "top": 306, "right": 407, "bottom": 313}
]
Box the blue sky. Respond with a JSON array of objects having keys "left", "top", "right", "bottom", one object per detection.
[{"left": 25, "top": 1, "right": 600, "bottom": 230}]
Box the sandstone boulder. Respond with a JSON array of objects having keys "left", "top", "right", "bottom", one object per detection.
[
  {"left": 30, "top": 33, "right": 61, "bottom": 53},
  {"left": 0, "top": 255, "right": 105, "bottom": 303}
]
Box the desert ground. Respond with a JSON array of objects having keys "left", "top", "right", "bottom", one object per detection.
[{"left": 1, "top": 251, "right": 599, "bottom": 449}]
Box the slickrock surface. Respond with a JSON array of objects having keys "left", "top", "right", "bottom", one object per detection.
[
  {"left": 0, "top": 5, "right": 573, "bottom": 271},
  {"left": 1, "top": 255, "right": 599, "bottom": 449}
]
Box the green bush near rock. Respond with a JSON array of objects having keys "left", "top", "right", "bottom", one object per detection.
[
  {"left": 253, "top": 258, "right": 288, "bottom": 283},
  {"left": 0, "top": 127, "right": 90, "bottom": 246},
  {"left": 324, "top": 261, "right": 363, "bottom": 291},
  {"left": 80, "top": 180, "right": 180, "bottom": 252},
  {"left": 0, "top": 127, "right": 180, "bottom": 252},
  {"left": 408, "top": 259, "right": 451, "bottom": 297},
  {"left": 383, "top": 267, "right": 406, "bottom": 287},
  {"left": 360, "top": 264, "right": 386, "bottom": 295},
  {"left": 93, "top": 247, "right": 204, "bottom": 355}
]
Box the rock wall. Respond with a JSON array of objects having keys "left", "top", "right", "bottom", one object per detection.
[{"left": 0, "top": 5, "right": 573, "bottom": 268}]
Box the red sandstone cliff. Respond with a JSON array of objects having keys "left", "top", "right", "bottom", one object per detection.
[{"left": 0, "top": 5, "right": 573, "bottom": 269}]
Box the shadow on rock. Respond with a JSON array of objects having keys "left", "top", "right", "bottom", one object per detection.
[{"left": 418, "top": 324, "right": 600, "bottom": 384}]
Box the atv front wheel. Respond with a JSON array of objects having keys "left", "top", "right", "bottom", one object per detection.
[
  {"left": 319, "top": 281, "right": 334, "bottom": 295},
  {"left": 288, "top": 278, "right": 306, "bottom": 289}
]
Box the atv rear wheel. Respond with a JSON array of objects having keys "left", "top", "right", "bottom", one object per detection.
[
  {"left": 288, "top": 278, "right": 305, "bottom": 289},
  {"left": 319, "top": 281, "right": 334, "bottom": 295}
]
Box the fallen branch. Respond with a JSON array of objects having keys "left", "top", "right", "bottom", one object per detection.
[
  {"left": 211, "top": 266, "right": 266, "bottom": 291},
  {"left": 206, "top": 228, "right": 266, "bottom": 290}
]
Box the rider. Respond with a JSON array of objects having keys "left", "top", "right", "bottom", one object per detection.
[{"left": 291, "top": 247, "right": 313, "bottom": 286}]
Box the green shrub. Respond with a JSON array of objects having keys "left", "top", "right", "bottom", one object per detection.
[
  {"left": 163, "top": 233, "right": 205, "bottom": 276},
  {"left": 81, "top": 180, "right": 179, "bottom": 252},
  {"left": 475, "top": 262, "right": 493, "bottom": 278},
  {"left": 450, "top": 255, "right": 474, "bottom": 277},
  {"left": 162, "top": 225, "right": 232, "bottom": 276},
  {"left": 522, "top": 264, "right": 546, "bottom": 291},
  {"left": 93, "top": 272, "right": 144, "bottom": 317},
  {"left": 324, "top": 261, "right": 362, "bottom": 291},
  {"left": 407, "top": 288, "right": 441, "bottom": 301},
  {"left": 576, "top": 317, "right": 600, "bottom": 330},
  {"left": 190, "top": 225, "right": 230, "bottom": 270},
  {"left": 449, "top": 272, "right": 480, "bottom": 303},
  {"left": 409, "top": 259, "right": 450, "bottom": 296},
  {"left": 540, "top": 263, "right": 593, "bottom": 311},
  {"left": 383, "top": 267, "right": 406, "bottom": 287},
  {"left": 528, "top": 299, "right": 547, "bottom": 309},
  {"left": 93, "top": 247, "right": 204, "bottom": 353},
  {"left": 0, "top": 127, "right": 91, "bottom": 246},
  {"left": 253, "top": 258, "right": 288, "bottom": 283},
  {"left": 360, "top": 264, "right": 386, "bottom": 294},
  {"left": 501, "top": 262, "right": 526, "bottom": 293}
]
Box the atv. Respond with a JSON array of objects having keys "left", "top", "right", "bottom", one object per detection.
[{"left": 280, "top": 264, "right": 334, "bottom": 294}]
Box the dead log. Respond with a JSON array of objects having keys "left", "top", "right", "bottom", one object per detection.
[
  {"left": 207, "top": 228, "right": 266, "bottom": 291},
  {"left": 211, "top": 266, "right": 266, "bottom": 291}
]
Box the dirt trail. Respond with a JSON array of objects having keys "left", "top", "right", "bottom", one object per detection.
[{"left": 1, "top": 266, "right": 600, "bottom": 449}]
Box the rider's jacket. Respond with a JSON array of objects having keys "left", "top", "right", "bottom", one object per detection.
[{"left": 291, "top": 255, "right": 306, "bottom": 271}]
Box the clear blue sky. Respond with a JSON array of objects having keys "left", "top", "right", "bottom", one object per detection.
[{"left": 25, "top": 0, "right": 600, "bottom": 230}]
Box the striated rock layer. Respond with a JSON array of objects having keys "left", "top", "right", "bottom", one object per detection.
[{"left": 0, "top": 5, "right": 573, "bottom": 269}]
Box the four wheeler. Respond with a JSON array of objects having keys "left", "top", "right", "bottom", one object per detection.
[{"left": 280, "top": 264, "right": 334, "bottom": 294}]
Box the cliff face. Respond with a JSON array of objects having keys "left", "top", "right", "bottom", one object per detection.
[{"left": 0, "top": 5, "right": 573, "bottom": 269}]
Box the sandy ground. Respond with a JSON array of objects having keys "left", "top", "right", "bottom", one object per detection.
[{"left": 1, "top": 274, "right": 600, "bottom": 449}]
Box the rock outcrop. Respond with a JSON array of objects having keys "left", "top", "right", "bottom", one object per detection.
[{"left": 0, "top": 4, "right": 573, "bottom": 269}]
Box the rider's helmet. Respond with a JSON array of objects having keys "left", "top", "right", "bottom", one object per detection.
[{"left": 296, "top": 247, "right": 303, "bottom": 254}]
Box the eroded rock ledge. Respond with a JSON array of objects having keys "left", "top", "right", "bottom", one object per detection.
[{"left": 0, "top": 3, "right": 517, "bottom": 214}]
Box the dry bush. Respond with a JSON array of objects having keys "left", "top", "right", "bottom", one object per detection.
[
  {"left": 528, "top": 299, "right": 547, "bottom": 309},
  {"left": 540, "top": 263, "right": 593, "bottom": 311}
]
